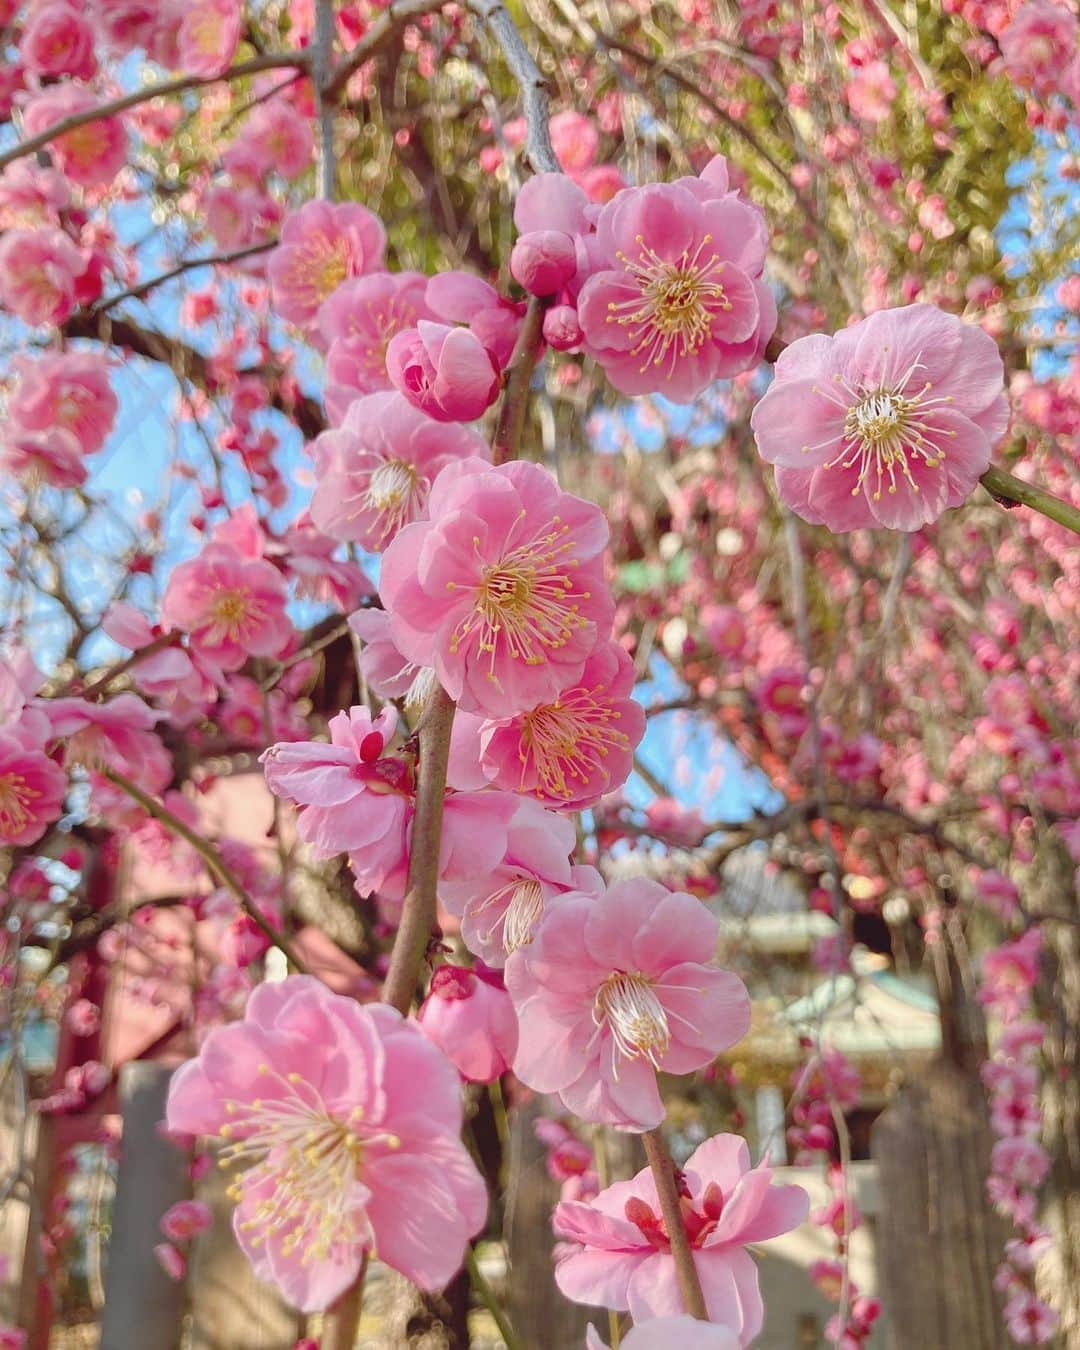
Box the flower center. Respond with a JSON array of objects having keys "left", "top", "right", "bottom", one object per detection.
[
  {"left": 502, "top": 879, "right": 545, "bottom": 954},
  {"left": 207, "top": 588, "right": 258, "bottom": 641},
  {"left": 594, "top": 971, "right": 671, "bottom": 1066},
  {"left": 220, "top": 1064, "right": 399, "bottom": 1266},
  {"left": 607, "top": 233, "right": 731, "bottom": 375},
  {"left": 519, "top": 684, "right": 629, "bottom": 802},
  {"left": 0, "top": 771, "right": 37, "bottom": 835},
  {"left": 366, "top": 458, "right": 418, "bottom": 511}
]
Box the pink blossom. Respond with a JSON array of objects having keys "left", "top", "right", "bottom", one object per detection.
[
  {"left": 439, "top": 797, "right": 581, "bottom": 966},
  {"left": 309, "top": 391, "right": 490, "bottom": 550},
  {"left": 233, "top": 98, "right": 314, "bottom": 182},
  {"left": 554, "top": 1133, "right": 808, "bottom": 1341},
  {"left": 990, "top": 1090, "right": 1042, "bottom": 1138},
  {"left": 22, "top": 85, "right": 128, "bottom": 188},
  {"left": 269, "top": 200, "right": 387, "bottom": 328},
  {"left": 1000, "top": 0, "right": 1078, "bottom": 96},
  {"left": 380, "top": 459, "right": 613, "bottom": 717},
  {"left": 506, "top": 879, "right": 751, "bottom": 1130},
  {"left": 455, "top": 642, "right": 645, "bottom": 809},
  {"left": 0, "top": 161, "right": 70, "bottom": 229},
  {"left": 153, "top": 1243, "right": 187, "bottom": 1282},
  {"left": 512, "top": 230, "right": 580, "bottom": 297},
  {"left": 319, "top": 271, "right": 434, "bottom": 419},
  {"left": 974, "top": 868, "right": 1021, "bottom": 920},
  {"left": 0, "top": 427, "right": 86, "bottom": 487},
  {"left": 385, "top": 321, "right": 501, "bottom": 424},
  {"left": 166, "top": 975, "right": 488, "bottom": 1311},
  {"left": 426, "top": 271, "right": 524, "bottom": 367},
  {"left": 160, "top": 1200, "right": 214, "bottom": 1242},
  {"left": 176, "top": 0, "right": 241, "bottom": 77},
  {"left": 577, "top": 164, "right": 774, "bottom": 400},
  {"left": 978, "top": 929, "right": 1042, "bottom": 1022},
  {"left": 160, "top": 543, "right": 292, "bottom": 671},
  {"left": 346, "top": 608, "right": 429, "bottom": 705},
  {"left": 845, "top": 60, "right": 898, "bottom": 122},
  {"left": 0, "top": 1326, "right": 27, "bottom": 1350},
  {"left": 0, "top": 228, "right": 86, "bottom": 327},
  {"left": 1003, "top": 1289, "right": 1060, "bottom": 1344},
  {"left": 0, "top": 729, "right": 68, "bottom": 847},
  {"left": 66, "top": 999, "right": 101, "bottom": 1037},
  {"left": 586, "top": 1317, "right": 740, "bottom": 1350},
  {"left": 260, "top": 706, "right": 406, "bottom": 862},
  {"left": 751, "top": 305, "right": 1009, "bottom": 531},
  {"left": 417, "top": 964, "right": 519, "bottom": 1083},
  {"left": 990, "top": 1137, "right": 1051, "bottom": 1188},
  {"left": 21, "top": 3, "right": 98, "bottom": 79},
  {"left": 203, "top": 184, "right": 273, "bottom": 250},
  {"left": 1058, "top": 274, "right": 1080, "bottom": 311},
  {"left": 997, "top": 1021, "right": 1047, "bottom": 1060},
  {"left": 544, "top": 304, "right": 585, "bottom": 350},
  {"left": 9, "top": 352, "right": 117, "bottom": 454}
]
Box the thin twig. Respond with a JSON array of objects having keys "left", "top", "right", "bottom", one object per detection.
[
  {"left": 641, "top": 1128, "right": 708, "bottom": 1318},
  {"left": 468, "top": 0, "right": 560, "bottom": 173},
  {"left": 92, "top": 243, "right": 275, "bottom": 315},
  {"left": 323, "top": 0, "right": 450, "bottom": 101},
  {"left": 466, "top": 1244, "right": 523, "bottom": 1350}
]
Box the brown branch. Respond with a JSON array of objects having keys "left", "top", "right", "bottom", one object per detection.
[
  {"left": 92, "top": 242, "right": 276, "bottom": 315},
  {"left": 641, "top": 1128, "right": 709, "bottom": 1319},
  {"left": 76, "top": 629, "right": 180, "bottom": 701}
]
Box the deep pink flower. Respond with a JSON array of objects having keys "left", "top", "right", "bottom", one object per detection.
[
  {"left": 21, "top": 3, "right": 98, "bottom": 79},
  {"left": 309, "top": 391, "right": 489, "bottom": 550},
  {"left": 166, "top": 976, "right": 488, "bottom": 1311},
  {"left": 22, "top": 85, "right": 128, "bottom": 188},
  {"left": 1003, "top": 1289, "right": 1060, "bottom": 1345},
  {"left": 577, "top": 167, "right": 773, "bottom": 400},
  {"left": 455, "top": 641, "right": 645, "bottom": 810},
  {"left": 9, "top": 352, "right": 117, "bottom": 455},
  {"left": 269, "top": 200, "right": 387, "bottom": 328},
  {"left": 1000, "top": 0, "right": 1078, "bottom": 95},
  {"left": 439, "top": 797, "right": 580, "bottom": 966},
  {"left": 176, "top": 0, "right": 241, "bottom": 77},
  {"left": 417, "top": 964, "right": 519, "bottom": 1083},
  {"left": 505, "top": 879, "right": 751, "bottom": 1129},
  {"left": 380, "top": 459, "right": 613, "bottom": 717},
  {"left": 0, "top": 427, "right": 86, "bottom": 488},
  {"left": 0, "top": 1326, "right": 27, "bottom": 1350},
  {"left": 385, "top": 321, "right": 501, "bottom": 424},
  {"left": 554, "top": 1133, "right": 808, "bottom": 1341},
  {"left": 66, "top": 999, "right": 101, "bottom": 1037},
  {"left": 586, "top": 1317, "right": 739, "bottom": 1350},
  {"left": 751, "top": 305, "right": 1009, "bottom": 531},
  {"left": 160, "top": 1200, "right": 214, "bottom": 1242},
  {"left": 0, "top": 728, "right": 67, "bottom": 847},
  {"left": 261, "top": 706, "right": 406, "bottom": 861},
  {"left": 320, "top": 271, "right": 434, "bottom": 420},
  {"left": 845, "top": 60, "right": 898, "bottom": 122},
  {"left": 0, "top": 228, "right": 86, "bottom": 327},
  {"left": 160, "top": 543, "right": 292, "bottom": 671}
]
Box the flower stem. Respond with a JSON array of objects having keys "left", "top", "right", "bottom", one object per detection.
[
  {"left": 980, "top": 463, "right": 1080, "bottom": 536},
  {"left": 466, "top": 1244, "right": 523, "bottom": 1350},
  {"left": 641, "top": 1127, "right": 708, "bottom": 1319}
]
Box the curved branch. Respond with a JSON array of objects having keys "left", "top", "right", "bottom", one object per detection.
[
  {"left": 92, "top": 242, "right": 276, "bottom": 315},
  {"left": 468, "top": 0, "right": 560, "bottom": 173}
]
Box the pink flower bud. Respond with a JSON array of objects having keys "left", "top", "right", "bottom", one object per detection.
[
  {"left": 417, "top": 964, "right": 518, "bottom": 1083},
  {"left": 542, "top": 304, "right": 584, "bottom": 351},
  {"left": 386, "top": 321, "right": 500, "bottom": 423},
  {"left": 66, "top": 999, "right": 101, "bottom": 1037},
  {"left": 160, "top": 1200, "right": 213, "bottom": 1242},
  {"left": 511, "top": 230, "right": 578, "bottom": 296},
  {"left": 154, "top": 1243, "right": 186, "bottom": 1282}
]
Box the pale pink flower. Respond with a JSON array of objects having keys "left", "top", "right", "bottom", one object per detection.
[
  {"left": 22, "top": 85, "right": 128, "bottom": 188},
  {"left": 380, "top": 459, "right": 613, "bottom": 718},
  {"left": 417, "top": 964, "right": 519, "bottom": 1083},
  {"left": 751, "top": 305, "right": 1009, "bottom": 531},
  {"left": 586, "top": 1317, "right": 740, "bottom": 1350},
  {"left": 21, "top": 3, "right": 98, "bottom": 79},
  {"left": 203, "top": 184, "right": 273, "bottom": 250},
  {"left": 1058, "top": 274, "right": 1080, "bottom": 311},
  {"left": 554, "top": 1134, "right": 808, "bottom": 1341},
  {"left": 455, "top": 641, "right": 645, "bottom": 810},
  {"left": 978, "top": 929, "right": 1042, "bottom": 1022},
  {"left": 9, "top": 352, "right": 117, "bottom": 454},
  {"left": 426, "top": 272, "right": 524, "bottom": 367},
  {"left": 166, "top": 975, "right": 488, "bottom": 1311},
  {"left": 44, "top": 694, "right": 164, "bottom": 784},
  {"left": 506, "top": 879, "right": 751, "bottom": 1130},
  {"left": 1000, "top": 0, "right": 1078, "bottom": 95},
  {"left": 0, "top": 161, "right": 70, "bottom": 228},
  {"left": 176, "top": 0, "right": 241, "bottom": 77},
  {"left": 997, "top": 1020, "right": 1047, "bottom": 1060},
  {"left": 160, "top": 543, "right": 292, "bottom": 671},
  {"left": 153, "top": 1243, "right": 187, "bottom": 1282},
  {"left": 0, "top": 228, "right": 86, "bottom": 327},
  {"left": 1003, "top": 1289, "right": 1060, "bottom": 1345},
  {"left": 309, "top": 391, "right": 489, "bottom": 550},
  {"left": 385, "top": 321, "right": 501, "bottom": 424},
  {"left": 577, "top": 166, "right": 774, "bottom": 400},
  {"left": 276, "top": 517, "right": 375, "bottom": 611},
  {"left": 269, "top": 200, "right": 387, "bottom": 328},
  {"left": 0, "top": 427, "right": 86, "bottom": 487},
  {"left": 66, "top": 999, "right": 101, "bottom": 1037},
  {"left": 346, "top": 608, "right": 430, "bottom": 705},
  {"left": 845, "top": 60, "right": 898, "bottom": 122},
  {"left": 160, "top": 1199, "right": 214, "bottom": 1242},
  {"left": 260, "top": 706, "right": 406, "bottom": 861},
  {"left": 439, "top": 797, "right": 580, "bottom": 966},
  {"left": 232, "top": 98, "right": 314, "bottom": 182},
  {"left": 0, "top": 729, "right": 67, "bottom": 846},
  {"left": 320, "top": 271, "right": 434, "bottom": 419},
  {"left": 990, "top": 1137, "right": 1051, "bottom": 1189}
]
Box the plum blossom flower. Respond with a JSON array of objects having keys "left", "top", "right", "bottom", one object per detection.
[
  {"left": 309, "top": 391, "right": 489, "bottom": 550},
  {"left": 22, "top": 85, "right": 128, "bottom": 189},
  {"left": 231, "top": 98, "right": 314, "bottom": 182},
  {"left": 166, "top": 976, "right": 488, "bottom": 1311},
  {"left": 0, "top": 728, "right": 68, "bottom": 847},
  {"left": 1003, "top": 1289, "right": 1060, "bottom": 1345},
  {"left": 154, "top": 1244, "right": 186, "bottom": 1281},
  {"left": 176, "top": 0, "right": 241, "bottom": 77},
  {"left": 0, "top": 161, "right": 70, "bottom": 229},
  {"left": 417, "top": 964, "right": 519, "bottom": 1083},
  {"left": 0, "top": 427, "right": 87, "bottom": 488},
  {"left": 978, "top": 929, "right": 1042, "bottom": 1022},
  {"left": 380, "top": 459, "right": 613, "bottom": 718},
  {"left": 586, "top": 1317, "right": 740, "bottom": 1350},
  {"left": 9, "top": 352, "right": 117, "bottom": 455},
  {"left": 0, "top": 228, "right": 86, "bottom": 327},
  {"left": 385, "top": 321, "right": 501, "bottom": 424},
  {"left": 160, "top": 1200, "right": 214, "bottom": 1242},
  {"left": 577, "top": 159, "right": 774, "bottom": 400},
  {"left": 845, "top": 60, "right": 898, "bottom": 122},
  {"left": 751, "top": 305, "right": 1009, "bottom": 531},
  {"left": 21, "top": 3, "right": 98, "bottom": 79},
  {"left": 554, "top": 1133, "right": 808, "bottom": 1342},
  {"left": 1000, "top": 0, "right": 1078, "bottom": 96},
  {"left": 269, "top": 200, "right": 387, "bottom": 328},
  {"left": 453, "top": 641, "right": 645, "bottom": 810},
  {"left": 319, "top": 271, "right": 434, "bottom": 420},
  {"left": 160, "top": 543, "right": 292, "bottom": 671},
  {"left": 506, "top": 879, "right": 751, "bottom": 1129},
  {"left": 426, "top": 271, "right": 524, "bottom": 367}
]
